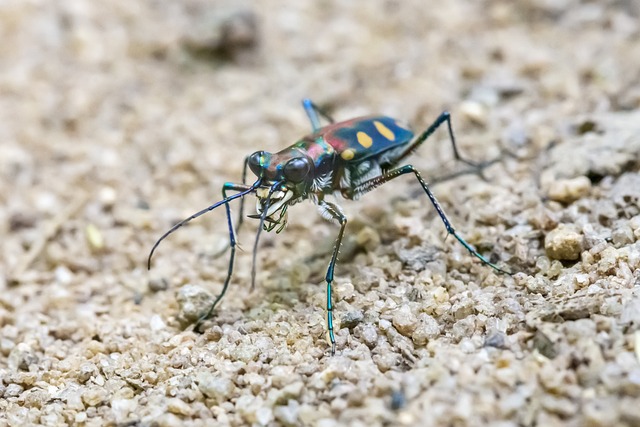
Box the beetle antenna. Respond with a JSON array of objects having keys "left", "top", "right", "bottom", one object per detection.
[
  {"left": 148, "top": 179, "right": 262, "bottom": 270},
  {"left": 251, "top": 180, "right": 283, "bottom": 290}
]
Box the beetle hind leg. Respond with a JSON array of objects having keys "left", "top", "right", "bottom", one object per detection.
[
  {"left": 389, "top": 111, "right": 497, "bottom": 172},
  {"left": 349, "top": 165, "right": 511, "bottom": 275}
]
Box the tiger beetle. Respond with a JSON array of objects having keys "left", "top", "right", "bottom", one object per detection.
[{"left": 148, "top": 99, "right": 510, "bottom": 355}]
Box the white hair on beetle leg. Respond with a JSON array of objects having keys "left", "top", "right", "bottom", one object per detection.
[
  {"left": 356, "top": 160, "right": 371, "bottom": 174},
  {"left": 353, "top": 162, "right": 382, "bottom": 186},
  {"left": 317, "top": 202, "right": 344, "bottom": 223},
  {"left": 339, "top": 167, "right": 351, "bottom": 188},
  {"left": 311, "top": 170, "right": 334, "bottom": 192}
]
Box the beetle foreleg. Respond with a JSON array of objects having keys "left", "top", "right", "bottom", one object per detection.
[
  {"left": 193, "top": 181, "right": 249, "bottom": 331},
  {"left": 250, "top": 180, "right": 285, "bottom": 290}
]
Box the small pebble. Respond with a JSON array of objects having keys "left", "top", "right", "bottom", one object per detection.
[
  {"left": 197, "top": 372, "right": 236, "bottom": 404},
  {"left": 98, "top": 186, "right": 117, "bottom": 206},
  {"left": 5, "top": 383, "right": 24, "bottom": 397},
  {"left": 390, "top": 389, "right": 407, "bottom": 410},
  {"left": 484, "top": 331, "right": 507, "bottom": 349},
  {"left": 111, "top": 398, "right": 138, "bottom": 421},
  {"left": 85, "top": 223, "right": 105, "bottom": 252},
  {"left": 153, "top": 413, "right": 183, "bottom": 427},
  {"left": 274, "top": 400, "right": 300, "bottom": 426},
  {"left": 8, "top": 212, "right": 37, "bottom": 231},
  {"left": 1, "top": 338, "right": 16, "bottom": 356},
  {"left": 619, "top": 298, "right": 640, "bottom": 326},
  {"left": 630, "top": 215, "right": 640, "bottom": 239},
  {"left": 611, "top": 226, "right": 634, "bottom": 247},
  {"left": 460, "top": 100, "right": 489, "bottom": 126},
  {"left": 411, "top": 313, "right": 441, "bottom": 346},
  {"left": 582, "top": 399, "right": 619, "bottom": 426},
  {"left": 532, "top": 330, "right": 558, "bottom": 359},
  {"left": 150, "top": 314, "right": 167, "bottom": 331},
  {"left": 341, "top": 310, "right": 364, "bottom": 329},
  {"left": 621, "top": 396, "right": 640, "bottom": 424},
  {"left": 54, "top": 266, "right": 73, "bottom": 285},
  {"left": 540, "top": 394, "right": 578, "bottom": 417},
  {"left": 545, "top": 225, "right": 584, "bottom": 261},
  {"left": 8, "top": 343, "right": 39, "bottom": 371},
  {"left": 547, "top": 176, "right": 591, "bottom": 203},
  {"left": 356, "top": 226, "right": 381, "bottom": 251},
  {"left": 176, "top": 285, "right": 213, "bottom": 324},
  {"left": 167, "top": 398, "right": 192, "bottom": 416},
  {"left": 357, "top": 323, "right": 379, "bottom": 348},
  {"left": 236, "top": 395, "right": 266, "bottom": 424},
  {"left": 255, "top": 407, "right": 274, "bottom": 426},
  {"left": 148, "top": 278, "right": 169, "bottom": 292},
  {"left": 392, "top": 305, "right": 417, "bottom": 337},
  {"left": 81, "top": 386, "right": 108, "bottom": 407},
  {"left": 77, "top": 362, "right": 97, "bottom": 383}
]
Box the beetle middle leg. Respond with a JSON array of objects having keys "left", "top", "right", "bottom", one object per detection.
[
  {"left": 348, "top": 165, "right": 510, "bottom": 275},
  {"left": 317, "top": 200, "right": 347, "bottom": 355}
]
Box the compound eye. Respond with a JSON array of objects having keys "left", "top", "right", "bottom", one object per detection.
[
  {"left": 283, "top": 157, "right": 310, "bottom": 183},
  {"left": 248, "top": 151, "right": 266, "bottom": 177}
]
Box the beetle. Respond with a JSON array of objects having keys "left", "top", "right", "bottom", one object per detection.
[{"left": 148, "top": 99, "right": 510, "bottom": 355}]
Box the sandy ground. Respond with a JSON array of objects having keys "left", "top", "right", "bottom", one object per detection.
[{"left": 1, "top": 1, "right": 640, "bottom": 426}]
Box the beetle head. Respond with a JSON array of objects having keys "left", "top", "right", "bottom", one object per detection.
[
  {"left": 247, "top": 150, "right": 314, "bottom": 231},
  {"left": 248, "top": 151, "right": 313, "bottom": 185}
]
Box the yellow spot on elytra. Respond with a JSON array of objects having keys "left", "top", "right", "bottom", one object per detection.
[
  {"left": 374, "top": 120, "right": 395, "bottom": 141},
  {"left": 356, "top": 131, "right": 373, "bottom": 148},
  {"left": 341, "top": 149, "right": 355, "bottom": 160}
]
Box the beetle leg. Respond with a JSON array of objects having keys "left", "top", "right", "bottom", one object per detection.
[
  {"left": 236, "top": 155, "right": 251, "bottom": 232},
  {"left": 350, "top": 165, "right": 511, "bottom": 275},
  {"left": 208, "top": 157, "right": 253, "bottom": 261},
  {"left": 317, "top": 200, "right": 347, "bottom": 356},
  {"left": 302, "top": 98, "right": 335, "bottom": 131},
  {"left": 193, "top": 182, "right": 254, "bottom": 332},
  {"left": 391, "top": 111, "right": 488, "bottom": 170}
]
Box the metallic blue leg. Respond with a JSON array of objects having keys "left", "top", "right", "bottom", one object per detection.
[
  {"left": 250, "top": 180, "right": 284, "bottom": 290},
  {"left": 194, "top": 182, "right": 253, "bottom": 331},
  {"left": 319, "top": 201, "right": 347, "bottom": 355},
  {"left": 302, "top": 98, "right": 335, "bottom": 132},
  {"left": 236, "top": 156, "right": 251, "bottom": 232},
  {"left": 210, "top": 157, "right": 252, "bottom": 261},
  {"left": 351, "top": 165, "right": 511, "bottom": 275},
  {"left": 391, "top": 111, "right": 481, "bottom": 168}
]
